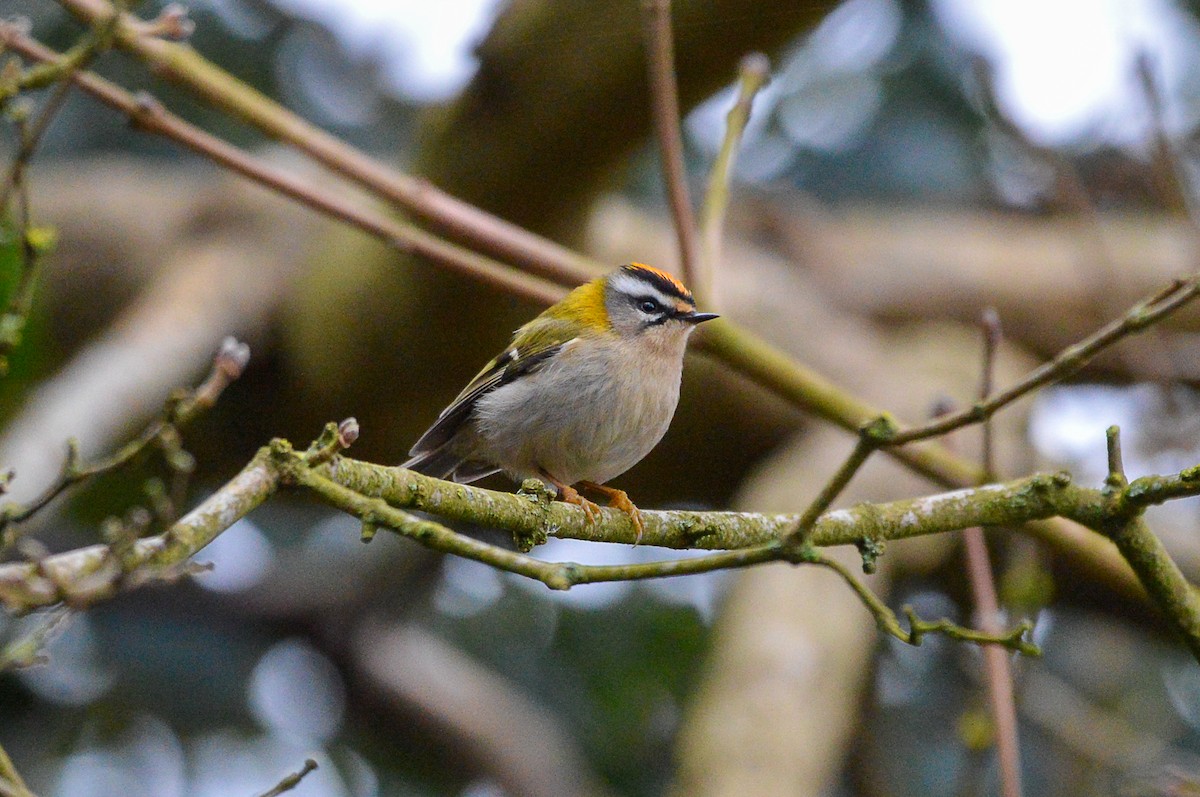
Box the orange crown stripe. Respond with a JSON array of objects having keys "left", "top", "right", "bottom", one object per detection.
[{"left": 625, "top": 262, "right": 692, "bottom": 301}]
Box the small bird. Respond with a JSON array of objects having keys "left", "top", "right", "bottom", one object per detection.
[{"left": 403, "top": 263, "right": 718, "bottom": 539}]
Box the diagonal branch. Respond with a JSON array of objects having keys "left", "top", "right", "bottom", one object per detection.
[
  {"left": 887, "top": 277, "right": 1200, "bottom": 445},
  {"left": 0, "top": 24, "right": 566, "bottom": 307},
  {"left": 52, "top": 0, "right": 601, "bottom": 288}
]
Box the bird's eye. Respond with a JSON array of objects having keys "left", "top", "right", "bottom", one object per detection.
[{"left": 638, "top": 298, "right": 661, "bottom": 314}]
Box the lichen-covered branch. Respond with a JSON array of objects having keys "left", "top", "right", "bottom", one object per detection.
[
  {"left": 1106, "top": 515, "right": 1200, "bottom": 662},
  {"left": 315, "top": 457, "right": 1063, "bottom": 549},
  {"left": 310, "top": 451, "right": 1200, "bottom": 660},
  {"left": 1101, "top": 426, "right": 1200, "bottom": 662},
  {"left": 0, "top": 449, "right": 277, "bottom": 613},
  {"left": 280, "top": 435, "right": 1035, "bottom": 654},
  {"left": 5, "top": 421, "right": 1200, "bottom": 658}
]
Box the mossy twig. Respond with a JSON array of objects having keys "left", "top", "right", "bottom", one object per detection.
[
  {"left": 699, "top": 52, "right": 769, "bottom": 301},
  {"left": 0, "top": 337, "right": 249, "bottom": 548}
]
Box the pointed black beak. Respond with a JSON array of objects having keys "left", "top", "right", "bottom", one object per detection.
[{"left": 681, "top": 311, "right": 720, "bottom": 325}]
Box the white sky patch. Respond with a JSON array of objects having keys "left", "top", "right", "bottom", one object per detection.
[
  {"left": 932, "top": 0, "right": 1200, "bottom": 146},
  {"left": 1029, "top": 385, "right": 1138, "bottom": 483},
  {"left": 195, "top": 516, "right": 273, "bottom": 593},
  {"left": 266, "top": 0, "right": 502, "bottom": 101}
]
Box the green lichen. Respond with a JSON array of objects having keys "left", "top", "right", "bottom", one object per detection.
[{"left": 856, "top": 537, "right": 885, "bottom": 574}]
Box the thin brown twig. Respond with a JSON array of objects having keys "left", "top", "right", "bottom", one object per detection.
[
  {"left": 0, "top": 4, "right": 120, "bottom": 211},
  {"left": 254, "top": 759, "right": 318, "bottom": 797},
  {"left": 1133, "top": 52, "right": 1197, "bottom": 223},
  {"left": 886, "top": 276, "right": 1200, "bottom": 445},
  {"left": 963, "top": 308, "right": 1023, "bottom": 797},
  {"left": 0, "top": 78, "right": 75, "bottom": 211},
  {"left": 976, "top": 54, "right": 1183, "bottom": 386},
  {"left": 640, "top": 0, "right": 702, "bottom": 288}
]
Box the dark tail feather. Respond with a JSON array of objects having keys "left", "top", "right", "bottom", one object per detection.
[
  {"left": 402, "top": 447, "right": 465, "bottom": 480},
  {"left": 402, "top": 448, "right": 500, "bottom": 484},
  {"left": 450, "top": 461, "right": 501, "bottom": 483}
]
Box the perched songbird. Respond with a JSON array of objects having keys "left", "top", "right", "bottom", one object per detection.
[{"left": 403, "top": 263, "right": 718, "bottom": 538}]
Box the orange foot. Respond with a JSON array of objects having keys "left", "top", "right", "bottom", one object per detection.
[
  {"left": 579, "top": 481, "right": 644, "bottom": 544},
  {"left": 539, "top": 470, "right": 601, "bottom": 525}
]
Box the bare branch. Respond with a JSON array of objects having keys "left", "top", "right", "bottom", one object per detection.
[
  {"left": 253, "top": 759, "right": 318, "bottom": 797},
  {"left": 699, "top": 52, "right": 769, "bottom": 301},
  {"left": 807, "top": 550, "right": 1037, "bottom": 656},
  {"left": 640, "top": 0, "right": 702, "bottom": 288},
  {"left": 51, "top": 0, "right": 600, "bottom": 287}
]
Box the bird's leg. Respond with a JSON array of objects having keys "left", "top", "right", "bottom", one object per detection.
[
  {"left": 538, "top": 469, "right": 601, "bottom": 525},
  {"left": 578, "top": 481, "right": 644, "bottom": 544}
]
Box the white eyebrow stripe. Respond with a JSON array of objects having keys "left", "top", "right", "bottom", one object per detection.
[{"left": 609, "top": 272, "right": 676, "bottom": 305}]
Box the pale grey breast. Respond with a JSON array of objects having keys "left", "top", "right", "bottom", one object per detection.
[{"left": 472, "top": 336, "right": 684, "bottom": 484}]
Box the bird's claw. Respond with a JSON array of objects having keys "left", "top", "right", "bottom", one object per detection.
[
  {"left": 557, "top": 483, "right": 603, "bottom": 525},
  {"left": 577, "top": 481, "right": 644, "bottom": 544},
  {"left": 604, "top": 489, "right": 644, "bottom": 545},
  {"left": 550, "top": 477, "right": 645, "bottom": 544}
]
